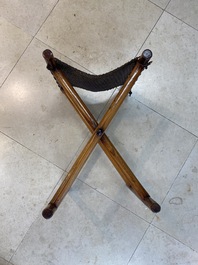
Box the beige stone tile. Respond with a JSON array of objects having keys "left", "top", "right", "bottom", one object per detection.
[
  {"left": 37, "top": 0, "right": 162, "bottom": 73},
  {"left": 0, "top": 39, "right": 113, "bottom": 169},
  {"left": 11, "top": 180, "right": 148, "bottom": 265},
  {"left": 0, "top": 17, "right": 32, "bottom": 86},
  {"left": 128, "top": 226, "right": 198, "bottom": 265},
  {"left": 0, "top": 133, "right": 63, "bottom": 260},
  {"left": 153, "top": 141, "right": 198, "bottom": 252},
  {"left": 167, "top": 0, "right": 198, "bottom": 30},
  {"left": 0, "top": 0, "right": 58, "bottom": 35},
  {"left": 133, "top": 12, "right": 198, "bottom": 136},
  {"left": 78, "top": 98, "right": 196, "bottom": 221}
]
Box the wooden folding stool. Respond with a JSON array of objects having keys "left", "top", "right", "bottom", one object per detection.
[{"left": 42, "top": 49, "right": 161, "bottom": 219}]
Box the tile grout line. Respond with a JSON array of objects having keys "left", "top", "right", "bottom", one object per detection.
[
  {"left": 148, "top": 0, "right": 171, "bottom": 10},
  {"left": 0, "top": 36, "right": 33, "bottom": 90},
  {"left": 0, "top": 0, "right": 60, "bottom": 90},
  {"left": 127, "top": 214, "right": 198, "bottom": 265},
  {"left": 165, "top": 10, "right": 198, "bottom": 32},
  {"left": 33, "top": 0, "right": 60, "bottom": 38},
  {"left": 77, "top": 179, "right": 152, "bottom": 225},
  {"left": 8, "top": 208, "right": 44, "bottom": 264},
  {"left": 126, "top": 224, "right": 151, "bottom": 265},
  {"left": 150, "top": 137, "right": 198, "bottom": 220},
  {"left": 137, "top": 0, "right": 198, "bottom": 57},
  {"left": 33, "top": 0, "right": 96, "bottom": 81},
  {"left": 147, "top": 145, "right": 198, "bottom": 255},
  {"left": 151, "top": 223, "right": 198, "bottom": 254},
  {"left": 76, "top": 179, "right": 154, "bottom": 265},
  {"left": 163, "top": 137, "right": 197, "bottom": 201},
  {"left": 135, "top": 3, "right": 166, "bottom": 57},
  {"left": 0, "top": 256, "right": 9, "bottom": 265},
  {"left": 8, "top": 173, "right": 67, "bottom": 264},
  {"left": 0, "top": 14, "right": 35, "bottom": 77},
  {"left": 133, "top": 97, "right": 198, "bottom": 139},
  {"left": 0, "top": 130, "right": 65, "bottom": 171}
]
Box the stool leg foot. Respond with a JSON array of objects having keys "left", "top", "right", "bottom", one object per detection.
[
  {"left": 42, "top": 203, "right": 57, "bottom": 219},
  {"left": 144, "top": 197, "right": 161, "bottom": 213},
  {"left": 127, "top": 184, "right": 161, "bottom": 213}
]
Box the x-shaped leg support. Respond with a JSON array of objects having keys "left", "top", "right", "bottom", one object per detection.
[{"left": 42, "top": 49, "right": 160, "bottom": 219}]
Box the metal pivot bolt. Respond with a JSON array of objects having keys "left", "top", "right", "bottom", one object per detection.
[{"left": 96, "top": 128, "right": 104, "bottom": 136}]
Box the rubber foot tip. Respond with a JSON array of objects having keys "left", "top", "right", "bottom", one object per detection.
[
  {"left": 42, "top": 207, "right": 54, "bottom": 219},
  {"left": 151, "top": 203, "right": 161, "bottom": 213}
]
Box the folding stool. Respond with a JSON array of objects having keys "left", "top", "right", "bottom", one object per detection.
[{"left": 42, "top": 49, "right": 161, "bottom": 219}]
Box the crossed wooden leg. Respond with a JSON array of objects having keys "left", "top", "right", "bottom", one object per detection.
[{"left": 42, "top": 49, "right": 161, "bottom": 219}]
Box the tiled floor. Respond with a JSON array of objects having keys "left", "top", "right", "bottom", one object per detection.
[{"left": 0, "top": 0, "right": 198, "bottom": 264}]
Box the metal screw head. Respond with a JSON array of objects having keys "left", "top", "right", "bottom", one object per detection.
[
  {"left": 142, "top": 49, "right": 152, "bottom": 60},
  {"left": 96, "top": 128, "right": 104, "bottom": 136}
]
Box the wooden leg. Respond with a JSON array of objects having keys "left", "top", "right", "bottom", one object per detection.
[{"left": 42, "top": 50, "right": 160, "bottom": 219}]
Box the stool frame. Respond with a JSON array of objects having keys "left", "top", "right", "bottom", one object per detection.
[{"left": 42, "top": 49, "right": 161, "bottom": 219}]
